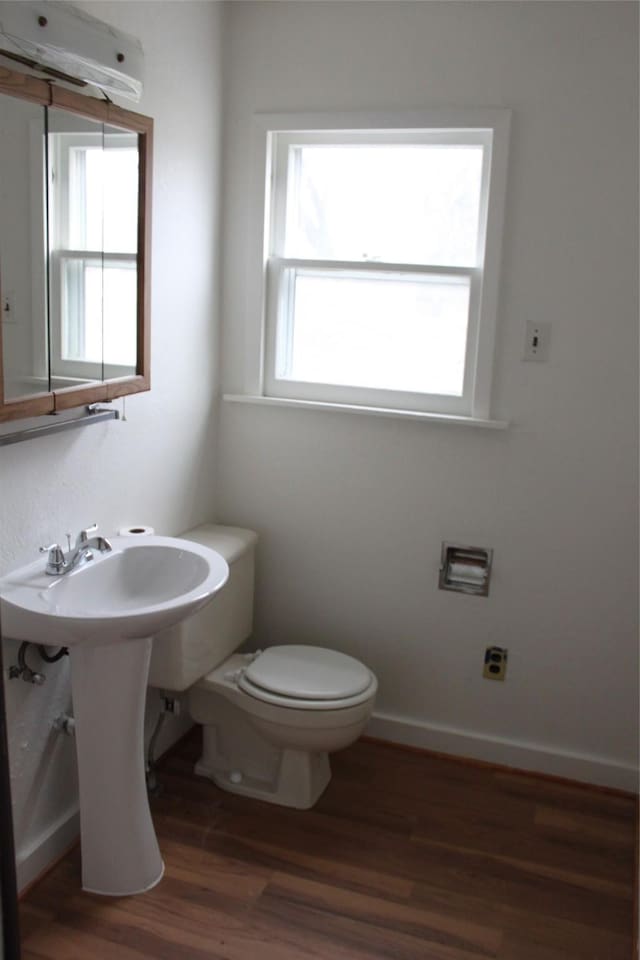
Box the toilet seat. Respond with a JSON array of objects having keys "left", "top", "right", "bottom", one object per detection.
[{"left": 238, "top": 645, "right": 376, "bottom": 711}]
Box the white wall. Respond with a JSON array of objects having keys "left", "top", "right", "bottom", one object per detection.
[
  {"left": 0, "top": 0, "right": 224, "bottom": 887},
  {"left": 217, "top": 1, "right": 639, "bottom": 788}
]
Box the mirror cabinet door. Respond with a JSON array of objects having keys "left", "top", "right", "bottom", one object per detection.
[
  {"left": 46, "top": 110, "right": 139, "bottom": 389},
  {"left": 101, "top": 123, "right": 139, "bottom": 382},
  {"left": 0, "top": 92, "right": 48, "bottom": 403}
]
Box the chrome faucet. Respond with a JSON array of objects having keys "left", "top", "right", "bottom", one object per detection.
[{"left": 40, "top": 524, "right": 112, "bottom": 576}]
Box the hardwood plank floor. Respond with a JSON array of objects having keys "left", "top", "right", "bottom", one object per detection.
[{"left": 20, "top": 732, "right": 637, "bottom": 959}]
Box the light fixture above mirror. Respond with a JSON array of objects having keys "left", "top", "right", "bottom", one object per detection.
[{"left": 0, "top": 1, "right": 144, "bottom": 101}]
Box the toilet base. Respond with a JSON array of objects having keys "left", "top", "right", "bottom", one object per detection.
[
  {"left": 195, "top": 724, "right": 331, "bottom": 809},
  {"left": 189, "top": 655, "right": 375, "bottom": 809}
]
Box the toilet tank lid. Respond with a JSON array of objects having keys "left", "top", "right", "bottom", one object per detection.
[
  {"left": 179, "top": 524, "right": 258, "bottom": 564},
  {"left": 244, "top": 645, "right": 373, "bottom": 701}
]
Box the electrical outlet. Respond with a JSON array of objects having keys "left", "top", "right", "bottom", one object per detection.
[
  {"left": 523, "top": 321, "right": 550, "bottom": 362},
  {"left": 483, "top": 646, "right": 508, "bottom": 681}
]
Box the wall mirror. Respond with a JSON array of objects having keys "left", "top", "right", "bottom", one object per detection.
[{"left": 0, "top": 66, "right": 152, "bottom": 422}]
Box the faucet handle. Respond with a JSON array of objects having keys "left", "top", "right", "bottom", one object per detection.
[
  {"left": 76, "top": 523, "right": 98, "bottom": 546},
  {"left": 40, "top": 543, "right": 63, "bottom": 557},
  {"left": 39, "top": 544, "right": 66, "bottom": 575}
]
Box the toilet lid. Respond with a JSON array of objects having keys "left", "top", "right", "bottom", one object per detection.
[{"left": 241, "top": 645, "right": 372, "bottom": 701}]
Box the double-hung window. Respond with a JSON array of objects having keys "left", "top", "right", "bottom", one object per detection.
[
  {"left": 258, "top": 111, "right": 509, "bottom": 421},
  {"left": 47, "top": 121, "right": 139, "bottom": 384}
]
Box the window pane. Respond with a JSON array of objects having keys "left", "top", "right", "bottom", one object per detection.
[
  {"left": 61, "top": 259, "right": 102, "bottom": 362},
  {"left": 286, "top": 145, "right": 483, "bottom": 267},
  {"left": 102, "top": 264, "right": 137, "bottom": 367},
  {"left": 61, "top": 259, "right": 136, "bottom": 367},
  {"left": 69, "top": 144, "right": 138, "bottom": 254},
  {"left": 278, "top": 271, "right": 470, "bottom": 397},
  {"left": 72, "top": 147, "right": 101, "bottom": 250},
  {"left": 102, "top": 144, "right": 138, "bottom": 254}
]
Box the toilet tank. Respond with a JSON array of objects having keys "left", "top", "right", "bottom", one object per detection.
[{"left": 148, "top": 524, "right": 258, "bottom": 692}]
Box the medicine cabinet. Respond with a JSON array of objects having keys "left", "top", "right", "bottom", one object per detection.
[{"left": 0, "top": 65, "right": 152, "bottom": 422}]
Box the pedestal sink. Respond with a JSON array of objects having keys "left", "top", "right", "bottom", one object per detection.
[{"left": 0, "top": 535, "right": 228, "bottom": 896}]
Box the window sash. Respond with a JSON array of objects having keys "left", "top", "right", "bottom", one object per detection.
[
  {"left": 264, "top": 259, "right": 483, "bottom": 416},
  {"left": 273, "top": 131, "right": 492, "bottom": 271},
  {"left": 49, "top": 251, "right": 137, "bottom": 380}
]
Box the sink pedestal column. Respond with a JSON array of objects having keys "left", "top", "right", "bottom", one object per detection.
[{"left": 70, "top": 636, "right": 163, "bottom": 896}]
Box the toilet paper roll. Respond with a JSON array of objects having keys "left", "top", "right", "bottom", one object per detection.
[
  {"left": 448, "top": 561, "right": 486, "bottom": 584},
  {"left": 118, "top": 525, "right": 155, "bottom": 537}
]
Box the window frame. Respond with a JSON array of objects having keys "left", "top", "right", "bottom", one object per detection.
[{"left": 249, "top": 110, "right": 510, "bottom": 421}]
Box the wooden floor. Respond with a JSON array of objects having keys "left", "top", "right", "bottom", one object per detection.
[{"left": 20, "top": 731, "right": 637, "bottom": 959}]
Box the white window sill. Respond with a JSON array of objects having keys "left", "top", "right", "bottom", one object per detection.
[{"left": 223, "top": 394, "right": 509, "bottom": 430}]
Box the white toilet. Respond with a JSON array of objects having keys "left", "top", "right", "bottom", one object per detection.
[{"left": 148, "top": 524, "right": 377, "bottom": 809}]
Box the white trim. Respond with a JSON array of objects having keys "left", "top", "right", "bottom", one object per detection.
[
  {"left": 16, "top": 804, "right": 80, "bottom": 893},
  {"left": 54, "top": 250, "right": 136, "bottom": 263},
  {"left": 366, "top": 711, "right": 638, "bottom": 793},
  {"left": 270, "top": 257, "right": 475, "bottom": 279},
  {"left": 223, "top": 393, "right": 509, "bottom": 429},
  {"left": 472, "top": 109, "right": 510, "bottom": 419},
  {"left": 253, "top": 108, "right": 512, "bottom": 137}
]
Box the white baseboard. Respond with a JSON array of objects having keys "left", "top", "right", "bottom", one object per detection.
[
  {"left": 17, "top": 804, "right": 80, "bottom": 894},
  {"left": 366, "top": 711, "right": 639, "bottom": 793}
]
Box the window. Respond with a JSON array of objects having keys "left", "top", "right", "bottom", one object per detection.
[
  {"left": 258, "top": 112, "right": 509, "bottom": 420},
  {"left": 48, "top": 126, "right": 139, "bottom": 383}
]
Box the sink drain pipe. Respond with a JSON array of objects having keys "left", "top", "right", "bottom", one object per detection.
[{"left": 37, "top": 644, "right": 68, "bottom": 663}]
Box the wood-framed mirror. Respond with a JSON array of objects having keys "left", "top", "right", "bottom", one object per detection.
[{"left": 0, "top": 65, "right": 152, "bottom": 423}]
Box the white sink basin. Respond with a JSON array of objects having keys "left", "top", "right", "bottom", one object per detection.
[
  {"left": 0, "top": 535, "right": 229, "bottom": 646},
  {"left": 0, "top": 534, "right": 229, "bottom": 898}
]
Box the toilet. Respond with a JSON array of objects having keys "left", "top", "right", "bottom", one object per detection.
[{"left": 148, "top": 524, "right": 377, "bottom": 809}]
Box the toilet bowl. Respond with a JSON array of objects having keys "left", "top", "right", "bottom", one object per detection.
[{"left": 149, "top": 525, "right": 377, "bottom": 808}]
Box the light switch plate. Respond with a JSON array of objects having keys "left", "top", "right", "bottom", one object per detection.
[
  {"left": 2, "top": 292, "right": 16, "bottom": 324},
  {"left": 523, "top": 321, "right": 550, "bottom": 362}
]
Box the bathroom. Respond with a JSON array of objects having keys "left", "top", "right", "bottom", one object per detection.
[{"left": 0, "top": 1, "right": 637, "bottom": 957}]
